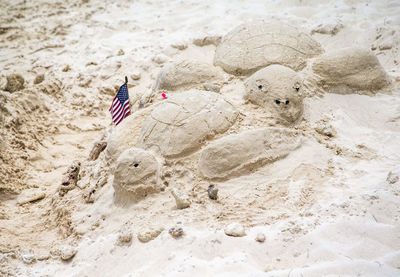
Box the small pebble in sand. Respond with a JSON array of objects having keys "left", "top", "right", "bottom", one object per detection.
[
  {"left": 21, "top": 253, "right": 36, "bottom": 264},
  {"left": 203, "top": 83, "right": 221, "bottom": 93},
  {"left": 34, "top": 74, "right": 44, "bottom": 84},
  {"left": 171, "top": 41, "right": 188, "bottom": 50},
  {"left": 60, "top": 246, "right": 77, "bottom": 261},
  {"left": 207, "top": 184, "right": 218, "bottom": 200},
  {"left": 117, "top": 231, "right": 133, "bottom": 245},
  {"left": 62, "top": 65, "right": 70, "bottom": 72},
  {"left": 152, "top": 54, "right": 168, "bottom": 64},
  {"left": 168, "top": 227, "right": 184, "bottom": 238},
  {"left": 255, "top": 233, "right": 266, "bottom": 243},
  {"left": 137, "top": 227, "right": 164, "bottom": 243},
  {"left": 315, "top": 124, "right": 336, "bottom": 138},
  {"left": 36, "top": 254, "right": 50, "bottom": 261},
  {"left": 17, "top": 189, "right": 46, "bottom": 205},
  {"left": 131, "top": 71, "right": 141, "bottom": 80},
  {"left": 5, "top": 74, "right": 24, "bottom": 92},
  {"left": 171, "top": 188, "right": 190, "bottom": 209},
  {"left": 224, "top": 222, "right": 246, "bottom": 237},
  {"left": 387, "top": 169, "right": 400, "bottom": 184},
  {"left": 193, "top": 35, "right": 222, "bottom": 46}
]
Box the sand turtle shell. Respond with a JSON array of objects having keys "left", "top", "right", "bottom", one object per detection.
[
  {"left": 214, "top": 20, "right": 323, "bottom": 75},
  {"left": 138, "top": 90, "right": 238, "bottom": 158}
]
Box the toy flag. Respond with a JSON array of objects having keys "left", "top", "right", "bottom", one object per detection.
[{"left": 109, "top": 82, "right": 130, "bottom": 125}]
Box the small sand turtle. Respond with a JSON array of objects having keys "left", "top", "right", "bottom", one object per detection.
[
  {"left": 215, "top": 20, "right": 390, "bottom": 89},
  {"left": 217, "top": 21, "right": 388, "bottom": 125},
  {"left": 214, "top": 20, "right": 324, "bottom": 75},
  {"left": 242, "top": 47, "right": 391, "bottom": 124}
]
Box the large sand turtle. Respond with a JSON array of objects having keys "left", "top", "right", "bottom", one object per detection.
[{"left": 108, "top": 22, "right": 393, "bottom": 201}]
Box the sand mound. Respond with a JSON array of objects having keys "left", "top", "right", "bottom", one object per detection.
[
  {"left": 214, "top": 20, "right": 323, "bottom": 75},
  {"left": 154, "top": 60, "right": 224, "bottom": 91},
  {"left": 244, "top": 65, "right": 304, "bottom": 125},
  {"left": 312, "top": 47, "right": 391, "bottom": 94},
  {"left": 199, "top": 127, "right": 302, "bottom": 179},
  {"left": 0, "top": 85, "right": 53, "bottom": 192},
  {"left": 5, "top": 74, "right": 24, "bottom": 93},
  {"left": 113, "top": 148, "right": 162, "bottom": 205},
  {"left": 138, "top": 90, "right": 238, "bottom": 158}
]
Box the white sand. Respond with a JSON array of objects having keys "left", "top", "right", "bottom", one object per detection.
[{"left": 1, "top": 0, "right": 400, "bottom": 276}]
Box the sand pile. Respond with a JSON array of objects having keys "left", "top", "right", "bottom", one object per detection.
[
  {"left": 0, "top": 76, "right": 60, "bottom": 193},
  {"left": 1, "top": 0, "right": 400, "bottom": 276}
]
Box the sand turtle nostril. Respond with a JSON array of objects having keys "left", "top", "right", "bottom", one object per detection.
[
  {"left": 295, "top": 87, "right": 299, "bottom": 92},
  {"left": 258, "top": 84, "right": 263, "bottom": 89},
  {"left": 275, "top": 99, "right": 281, "bottom": 105},
  {"left": 285, "top": 100, "right": 289, "bottom": 105}
]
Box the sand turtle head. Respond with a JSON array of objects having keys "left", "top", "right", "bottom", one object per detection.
[
  {"left": 113, "top": 148, "right": 162, "bottom": 204},
  {"left": 244, "top": 64, "right": 303, "bottom": 124}
]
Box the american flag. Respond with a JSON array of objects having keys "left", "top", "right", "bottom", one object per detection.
[{"left": 109, "top": 83, "right": 131, "bottom": 125}]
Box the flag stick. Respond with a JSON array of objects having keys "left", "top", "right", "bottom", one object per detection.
[{"left": 125, "top": 76, "right": 128, "bottom": 84}]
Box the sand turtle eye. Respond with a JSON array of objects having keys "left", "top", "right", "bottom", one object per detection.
[
  {"left": 133, "top": 163, "right": 139, "bottom": 167},
  {"left": 275, "top": 99, "right": 281, "bottom": 105},
  {"left": 258, "top": 84, "right": 263, "bottom": 89}
]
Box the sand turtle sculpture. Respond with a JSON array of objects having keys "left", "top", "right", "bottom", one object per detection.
[
  {"left": 242, "top": 48, "right": 390, "bottom": 124},
  {"left": 113, "top": 147, "right": 162, "bottom": 205},
  {"left": 107, "top": 22, "right": 392, "bottom": 203},
  {"left": 214, "top": 20, "right": 324, "bottom": 75},
  {"left": 138, "top": 90, "right": 238, "bottom": 158},
  {"left": 213, "top": 21, "right": 390, "bottom": 125}
]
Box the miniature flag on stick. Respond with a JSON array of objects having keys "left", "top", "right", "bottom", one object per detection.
[{"left": 109, "top": 77, "right": 130, "bottom": 125}]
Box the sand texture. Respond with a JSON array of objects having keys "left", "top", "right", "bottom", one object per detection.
[{"left": 1, "top": 0, "right": 400, "bottom": 276}]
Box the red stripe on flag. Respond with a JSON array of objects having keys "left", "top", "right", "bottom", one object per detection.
[
  {"left": 109, "top": 96, "right": 118, "bottom": 111},
  {"left": 112, "top": 104, "right": 122, "bottom": 119},
  {"left": 113, "top": 110, "right": 123, "bottom": 123},
  {"left": 111, "top": 101, "right": 122, "bottom": 113}
]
